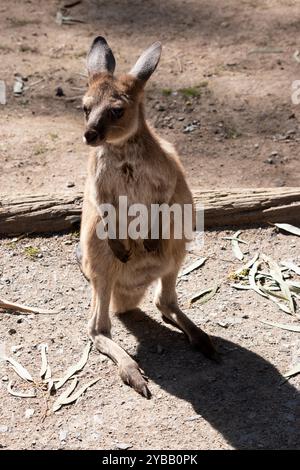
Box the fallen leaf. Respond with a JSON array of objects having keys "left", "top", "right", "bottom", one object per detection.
[
  {"left": 281, "top": 261, "right": 300, "bottom": 276},
  {"left": 231, "top": 283, "right": 251, "bottom": 290},
  {"left": 231, "top": 231, "right": 244, "bottom": 261},
  {"left": 0, "top": 297, "right": 59, "bottom": 315},
  {"left": 54, "top": 342, "right": 92, "bottom": 390},
  {"left": 180, "top": 257, "right": 207, "bottom": 276},
  {"left": 222, "top": 236, "right": 248, "bottom": 244},
  {"left": 0, "top": 80, "right": 6, "bottom": 105},
  {"left": 6, "top": 356, "right": 33, "bottom": 382},
  {"left": 53, "top": 377, "right": 78, "bottom": 412},
  {"left": 190, "top": 285, "right": 220, "bottom": 304},
  {"left": 263, "top": 254, "right": 295, "bottom": 314},
  {"left": 274, "top": 223, "right": 300, "bottom": 237},
  {"left": 260, "top": 320, "right": 300, "bottom": 332},
  {"left": 7, "top": 381, "right": 36, "bottom": 398},
  {"left": 284, "top": 363, "right": 300, "bottom": 379},
  {"left": 56, "top": 376, "right": 101, "bottom": 407},
  {"left": 39, "top": 343, "right": 48, "bottom": 379}
]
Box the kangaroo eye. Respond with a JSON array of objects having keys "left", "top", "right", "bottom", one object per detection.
[
  {"left": 110, "top": 107, "right": 124, "bottom": 120},
  {"left": 83, "top": 105, "right": 91, "bottom": 118}
]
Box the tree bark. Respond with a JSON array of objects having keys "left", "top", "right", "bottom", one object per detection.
[{"left": 0, "top": 187, "right": 299, "bottom": 235}]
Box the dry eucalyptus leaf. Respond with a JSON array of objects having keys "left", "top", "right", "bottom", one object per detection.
[
  {"left": 180, "top": 257, "right": 207, "bottom": 276},
  {"left": 0, "top": 80, "right": 6, "bottom": 105},
  {"left": 260, "top": 320, "right": 300, "bottom": 333},
  {"left": 222, "top": 236, "right": 248, "bottom": 244},
  {"left": 281, "top": 261, "right": 300, "bottom": 276},
  {"left": 231, "top": 283, "right": 251, "bottom": 290},
  {"left": 56, "top": 376, "right": 101, "bottom": 407},
  {"left": 53, "top": 377, "right": 78, "bottom": 412},
  {"left": 249, "top": 261, "right": 267, "bottom": 298},
  {"left": 284, "top": 363, "right": 300, "bottom": 379},
  {"left": 190, "top": 285, "right": 220, "bottom": 305},
  {"left": 39, "top": 343, "right": 48, "bottom": 379},
  {"left": 0, "top": 297, "right": 59, "bottom": 315},
  {"left": 274, "top": 223, "right": 300, "bottom": 237},
  {"left": 293, "top": 50, "right": 300, "bottom": 63},
  {"left": 231, "top": 230, "right": 244, "bottom": 261},
  {"left": 263, "top": 254, "right": 295, "bottom": 314},
  {"left": 6, "top": 356, "right": 33, "bottom": 382},
  {"left": 54, "top": 342, "right": 92, "bottom": 390},
  {"left": 234, "top": 253, "right": 259, "bottom": 276},
  {"left": 7, "top": 381, "right": 36, "bottom": 398}
]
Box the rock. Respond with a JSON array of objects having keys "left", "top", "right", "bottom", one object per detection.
[
  {"left": 93, "top": 414, "right": 103, "bottom": 425},
  {"left": 0, "top": 425, "right": 9, "bottom": 433},
  {"left": 183, "top": 124, "right": 198, "bottom": 133},
  {"left": 59, "top": 430, "right": 68, "bottom": 442},
  {"left": 1, "top": 376, "right": 9, "bottom": 382},
  {"left": 67, "top": 181, "right": 75, "bottom": 188},
  {"left": 115, "top": 442, "right": 132, "bottom": 450},
  {"left": 55, "top": 86, "right": 64, "bottom": 97},
  {"left": 25, "top": 409, "right": 35, "bottom": 419},
  {"left": 8, "top": 328, "right": 17, "bottom": 335},
  {"left": 217, "top": 321, "right": 229, "bottom": 328},
  {"left": 185, "top": 415, "right": 202, "bottom": 421}
]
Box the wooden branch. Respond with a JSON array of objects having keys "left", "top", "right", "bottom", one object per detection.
[
  {"left": 193, "top": 187, "right": 300, "bottom": 228},
  {"left": 0, "top": 187, "right": 299, "bottom": 235}
]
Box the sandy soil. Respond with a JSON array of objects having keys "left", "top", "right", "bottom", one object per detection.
[{"left": 0, "top": 0, "right": 300, "bottom": 450}]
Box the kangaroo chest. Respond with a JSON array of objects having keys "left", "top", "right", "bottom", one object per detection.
[{"left": 94, "top": 149, "right": 167, "bottom": 207}]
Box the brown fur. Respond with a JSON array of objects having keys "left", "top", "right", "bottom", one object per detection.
[{"left": 79, "top": 40, "right": 217, "bottom": 398}]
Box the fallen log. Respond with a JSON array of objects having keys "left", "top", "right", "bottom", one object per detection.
[{"left": 0, "top": 187, "right": 299, "bottom": 235}]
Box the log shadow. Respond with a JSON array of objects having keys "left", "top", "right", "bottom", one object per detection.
[{"left": 119, "top": 309, "right": 300, "bottom": 450}]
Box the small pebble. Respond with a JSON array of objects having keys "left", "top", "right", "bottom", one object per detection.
[
  {"left": 8, "top": 328, "right": 17, "bottom": 335},
  {"left": 115, "top": 442, "right": 132, "bottom": 450},
  {"left": 59, "top": 430, "right": 68, "bottom": 442},
  {"left": 0, "top": 425, "right": 9, "bottom": 433},
  {"left": 67, "top": 181, "right": 75, "bottom": 188},
  {"left": 25, "top": 409, "right": 35, "bottom": 419},
  {"left": 55, "top": 86, "right": 64, "bottom": 97}
]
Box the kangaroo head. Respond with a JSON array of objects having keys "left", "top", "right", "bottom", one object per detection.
[{"left": 82, "top": 37, "right": 162, "bottom": 147}]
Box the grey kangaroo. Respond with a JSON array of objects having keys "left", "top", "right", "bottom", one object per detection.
[{"left": 77, "top": 36, "right": 217, "bottom": 398}]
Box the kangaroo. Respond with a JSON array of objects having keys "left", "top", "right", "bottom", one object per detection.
[{"left": 78, "top": 37, "right": 217, "bottom": 398}]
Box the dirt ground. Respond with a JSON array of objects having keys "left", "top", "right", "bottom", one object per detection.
[{"left": 0, "top": 0, "right": 300, "bottom": 450}]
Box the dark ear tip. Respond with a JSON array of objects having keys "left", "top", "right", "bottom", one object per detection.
[{"left": 92, "top": 36, "right": 108, "bottom": 46}]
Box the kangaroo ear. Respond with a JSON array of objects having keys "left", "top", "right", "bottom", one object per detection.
[
  {"left": 129, "top": 42, "right": 162, "bottom": 82},
  {"left": 87, "top": 36, "right": 116, "bottom": 77}
]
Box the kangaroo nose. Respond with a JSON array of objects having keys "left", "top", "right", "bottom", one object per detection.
[{"left": 84, "top": 129, "right": 98, "bottom": 144}]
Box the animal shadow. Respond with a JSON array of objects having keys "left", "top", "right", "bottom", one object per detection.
[{"left": 119, "top": 309, "right": 300, "bottom": 450}]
